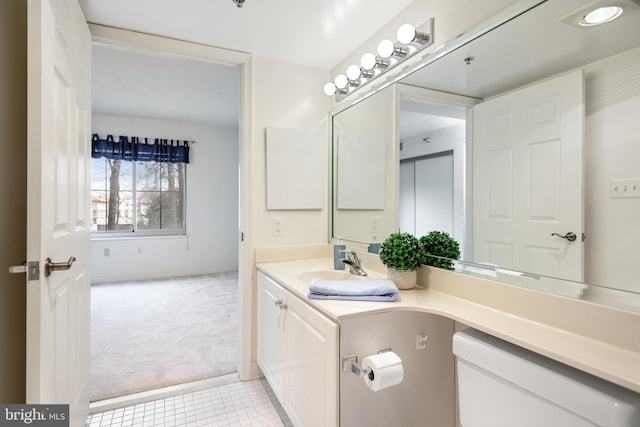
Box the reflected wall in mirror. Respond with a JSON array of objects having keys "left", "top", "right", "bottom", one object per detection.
[
  {"left": 331, "top": 0, "right": 640, "bottom": 311},
  {"left": 332, "top": 85, "right": 398, "bottom": 244}
]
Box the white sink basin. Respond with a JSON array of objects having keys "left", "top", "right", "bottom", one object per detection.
[{"left": 298, "top": 269, "right": 365, "bottom": 283}]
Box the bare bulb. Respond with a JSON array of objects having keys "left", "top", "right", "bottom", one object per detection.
[
  {"left": 397, "top": 24, "right": 416, "bottom": 44},
  {"left": 334, "top": 74, "right": 348, "bottom": 90},
  {"left": 377, "top": 39, "right": 395, "bottom": 58},
  {"left": 323, "top": 82, "right": 336, "bottom": 96},
  {"left": 346, "top": 65, "right": 361, "bottom": 81},
  {"left": 361, "top": 53, "right": 376, "bottom": 70}
]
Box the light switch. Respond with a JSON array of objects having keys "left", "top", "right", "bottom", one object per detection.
[{"left": 610, "top": 178, "right": 640, "bottom": 199}]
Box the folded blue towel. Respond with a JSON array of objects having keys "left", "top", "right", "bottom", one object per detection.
[{"left": 308, "top": 278, "right": 398, "bottom": 302}]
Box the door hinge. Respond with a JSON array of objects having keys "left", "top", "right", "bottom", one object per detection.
[{"left": 240, "top": 231, "right": 244, "bottom": 242}]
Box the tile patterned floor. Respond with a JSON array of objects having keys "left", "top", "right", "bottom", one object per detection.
[{"left": 87, "top": 379, "right": 293, "bottom": 427}]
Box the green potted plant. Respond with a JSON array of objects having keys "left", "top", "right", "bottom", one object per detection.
[
  {"left": 419, "top": 231, "right": 460, "bottom": 271},
  {"left": 379, "top": 232, "right": 424, "bottom": 289}
]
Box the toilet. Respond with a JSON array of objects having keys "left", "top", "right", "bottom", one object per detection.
[{"left": 453, "top": 328, "right": 640, "bottom": 426}]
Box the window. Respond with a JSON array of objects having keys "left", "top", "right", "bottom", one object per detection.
[{"left": 91, "top": 158, "right": 186, "bottom": 235}]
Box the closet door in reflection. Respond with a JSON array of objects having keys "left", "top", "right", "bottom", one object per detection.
[{"left": 400, "top": 152, "right": 454, "bottom": 238}]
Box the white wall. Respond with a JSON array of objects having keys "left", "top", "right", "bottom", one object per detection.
[
  {"left": 91, "top": 114, "right": 239, "bottom": 282},
  {"left": 0, "top": 0, "right": 26, "bottom": 403},
  {"left": 250, "top": 56, "right": 331, "bottom": 248},
  {"left": 245, "top": 56, "right": 331, "bottom": 372},
  {"left": 584, "top": 46, "right": 640, "bottom": 293},
  {"left": 332, "top": 85, "right": 397, "bottom": 244}
]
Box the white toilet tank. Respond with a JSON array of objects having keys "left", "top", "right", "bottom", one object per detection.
[{"left": 453, "top": 328, "right": 640, "bottom": 427}]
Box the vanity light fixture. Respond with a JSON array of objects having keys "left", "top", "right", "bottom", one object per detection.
[
  {"left": 579, "top": 5, "right": 624, "bottom": 25},
  {"left": 232, "top": 0, "right": 245, "bottom": 7},
  {"left": 324, "top": 18, "right": 434, "bottom": 100}
]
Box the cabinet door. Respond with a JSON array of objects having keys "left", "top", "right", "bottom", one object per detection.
[
  {"left": 284, "top": 292, "right": 339, "bottom": 427},
  {"left": 257, "top": 273, "right": 286, "bottom": 401}
]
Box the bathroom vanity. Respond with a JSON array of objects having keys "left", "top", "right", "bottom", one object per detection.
[
  {"left": 257, "top": 262, "right": 456, "bottom": 427},
  {"left": 255, "top": 245, "right": 640, "bottom": 426}
]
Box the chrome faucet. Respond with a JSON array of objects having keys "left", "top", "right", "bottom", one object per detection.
[{"left": 341, "top": 250, "right": 368, "bottom": 276}]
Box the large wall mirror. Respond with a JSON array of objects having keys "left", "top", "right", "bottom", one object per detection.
[{"left": 331, "top": 0, "right": 640, "bottom": 312}]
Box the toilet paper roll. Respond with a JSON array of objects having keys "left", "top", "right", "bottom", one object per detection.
[{"left": 362, "top": 351, "right": 404, "bottom": 392}]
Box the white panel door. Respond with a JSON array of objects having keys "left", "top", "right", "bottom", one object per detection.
[
  {"left": 26, "top": 0, "right": 91, "bottom": 424},
  {"left": 473, "top": 71, "right": 584, "bottom": 281}
]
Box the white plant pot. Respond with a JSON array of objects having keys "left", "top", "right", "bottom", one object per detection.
[{"left": 387, "top": 268, "right": 417, "bottom": 290}]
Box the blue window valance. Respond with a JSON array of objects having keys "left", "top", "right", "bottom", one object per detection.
[{"left": 92, "top": 134, "right": 190, "bottom": 164}]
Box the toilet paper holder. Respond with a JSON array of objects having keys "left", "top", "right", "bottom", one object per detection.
[{"left": 342, "top": 348, "right": 391, "bottom": 378}]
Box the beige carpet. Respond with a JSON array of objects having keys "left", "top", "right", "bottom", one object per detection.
[{"left": 90, "top": 273, "right": 238, "bottom": 402}]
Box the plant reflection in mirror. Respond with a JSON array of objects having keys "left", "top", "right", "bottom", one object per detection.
[{"left": 420, "top": 231, "right": 460, "bottom": 271}]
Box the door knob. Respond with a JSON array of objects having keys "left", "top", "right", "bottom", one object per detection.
[
  {"left": 44, "top": 256, "right": 76, "bottom": 277},
  {"left": 551, "top": 232, "right": 577, "bottom": 242}
]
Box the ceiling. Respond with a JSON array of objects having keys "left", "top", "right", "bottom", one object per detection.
[
  {"left": 79, "top": 0, "right": 415, "bottom": 69},
  {"left": 399, "top": 98, "right": 466, "bottom": 140},
  {"left": 403, "top": 0, "right": 640, "bottom": 99},
  {"left": 91, "top": 45, "right": 241, "bottom": 127},
  {"left": 399, "top": 0, "right": 640, "bottom": 140},
  {"left": 81, "top": 0, "right": 416, "bottom": 128}
]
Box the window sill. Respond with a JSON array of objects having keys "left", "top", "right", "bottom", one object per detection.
[{"left": 91, "top": 233, "right": 187, "bottom": 242}]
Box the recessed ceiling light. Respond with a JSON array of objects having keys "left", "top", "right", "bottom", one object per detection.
[{"left": 579, "top": 6, "right": 624, "bottom": 26}]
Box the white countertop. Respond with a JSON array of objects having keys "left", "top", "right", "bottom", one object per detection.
[{"left": 256, "top": 255, "right": 640, "bottom": 394}]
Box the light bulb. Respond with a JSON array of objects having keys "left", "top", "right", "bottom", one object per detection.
[
  {"left": 346, "top": 65, "right": 361, "bottom": 81},
  {"left": 397, "top": 24, "right": 416, "bottom": 44},
  {"left": 580, "top": 6, "right": 623, "bottom": 25},
  {"left": 334, "top": 74, "right": 348, "bottom": 90},
  {"left": 323, "top": 82, "right": 336, "bottom": 96},
  {"left": 377, "top": 39, "right": 395, "bottom": 58},
  {"left": 361, "top": 53, "right": 377, "bottom": 70}
]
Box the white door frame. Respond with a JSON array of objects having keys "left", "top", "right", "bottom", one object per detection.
[{"left": 88, "top": 25, "right": 255, "bottom": 380}]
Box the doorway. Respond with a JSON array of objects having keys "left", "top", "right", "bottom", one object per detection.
[
  {"left": 398, "top": 88, "right": 470, "bottom": 257},
  {"left": 89, "top": 41, "right": 242, "bottom": 402}
]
